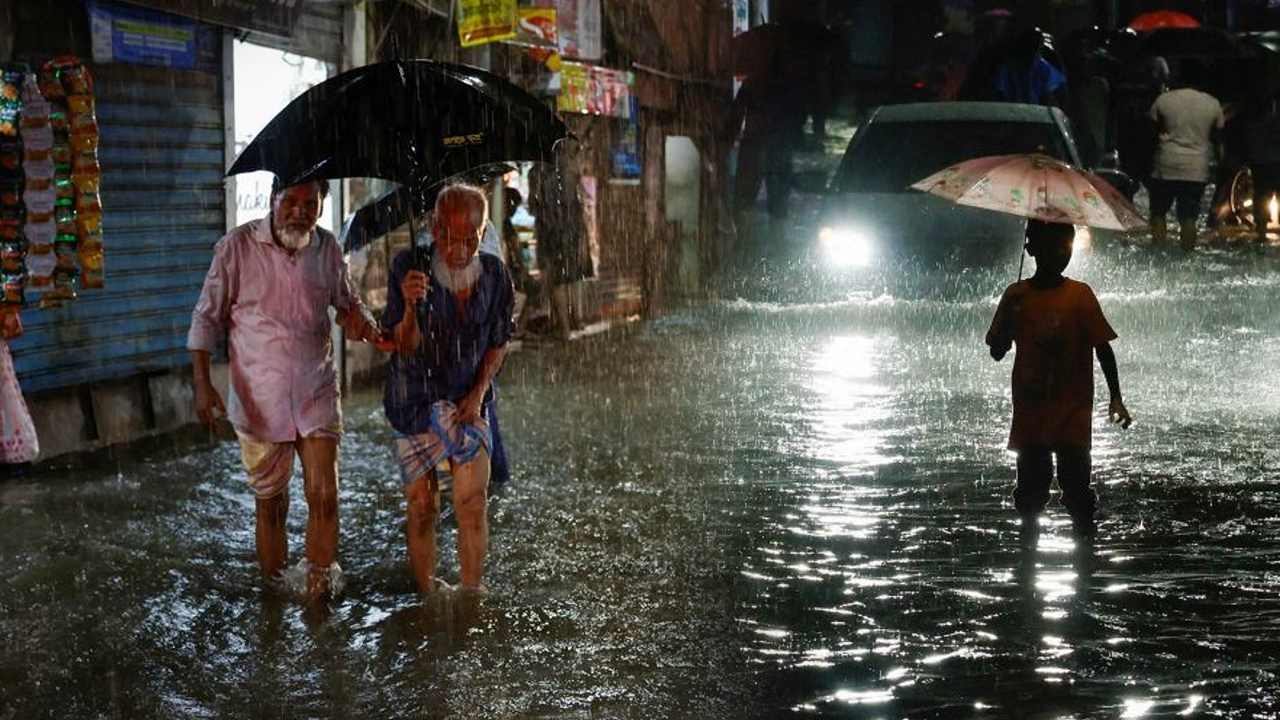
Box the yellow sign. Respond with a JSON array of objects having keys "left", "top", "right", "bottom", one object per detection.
[
  {"left": 458, "top": 0, "right": 517, "bottom": 48},
  {"left": 443, "top": 133, "right": 486, "bottom": 147}
]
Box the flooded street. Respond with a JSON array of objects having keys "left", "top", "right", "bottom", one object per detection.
[{"left": 5, "top": 231, "right": 1280, "bottom": 718}]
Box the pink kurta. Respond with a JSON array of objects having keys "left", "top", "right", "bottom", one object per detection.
[{"left": 188, "top": 219, "right": 373, "bottom": 442}]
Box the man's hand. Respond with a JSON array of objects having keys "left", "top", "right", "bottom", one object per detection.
[
  {"left": 369, "top": 326, "right": 397, "bottom": 353},
  {"left": 1109, "top": 398, "right": 1132, "bottom": 429},
  {"left": 456, "top": 390, "right": 484, "bottom": 425},
  {"left": 195, "top": 380, "right": 226, "bottom": 429},
  {"left": 401, "top": 270, "right": 429, "bottom": 304},
  {"left": 989, "top": 339, "right": 1011, "bottom": 361}
]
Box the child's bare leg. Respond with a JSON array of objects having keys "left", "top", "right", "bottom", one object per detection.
[
  {"left": 1014, "top": 447, "right": 1053, "bottom": 518},
  {"left": 1055, "top": 448, "right": 1096, "bottom": 534}
]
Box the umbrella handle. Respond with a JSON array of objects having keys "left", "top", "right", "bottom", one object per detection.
[{"left": 406, "top": 192, "right": 430, "bottom": 315}]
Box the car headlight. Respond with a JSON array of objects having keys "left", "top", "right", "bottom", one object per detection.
[{"left": 819, "top": 225, "right": 874, "bottom": 267}]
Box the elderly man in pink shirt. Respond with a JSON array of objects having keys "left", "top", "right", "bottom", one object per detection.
[{"left": 188, "top": 176, "right": 394, "bottom": 599}]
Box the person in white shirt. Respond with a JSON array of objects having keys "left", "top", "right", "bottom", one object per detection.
[{"left": 1147, "top": 60, "right": 1224, "bottom": 250}]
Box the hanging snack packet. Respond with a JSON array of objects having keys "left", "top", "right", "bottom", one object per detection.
[
  {"left": 54, "top": 176, "right": 74, "bottom": 202},
  {"left": 68, "top": 95, "right": 98, "bottom": 136},
  {"left": 54, "top": 203, "right": 76, "bottom": 235},
  {"left": 0, "top": 177, "right": 22, "bottom": 208},
  {"left": 75, "top": 190, "right": 102, "bottom": 216},
  {"left": 0, "top": 139, "right": 21, "bottom": 173},
  {"left": 1, "top": 241, "right": 24, "bottom": 273},
  {"left": 57, "top": 60, "right": 94, "bottom": 96},
  {"left": 23, "top": 123, "right": 53, "bottom": 152},
  {"left": 53, "top": 234, "right": 77, "bottom": 270},
  {"left": 25, "top": 243, "right": 54, "bottom": 288},
  {"left": 24, "top": 218, "right": 54, "bottom": 246},
  {"left": 0, "top": 106, "right": 18, "bottom": 139},
  {"left": 48, "top": 108, "right": 68, "bottom": 134},
  {"left": 24, "top": 153, "right": 53, "bottom": 181},
  {"left": 50, "top": 141, "right": 70, "bottom": 166},
  {"left": 78, "top": 235, "right": 103, "bottom": 289},
  {"left": 0, "top": 67, "right": 21, "bottom": 102},
  {"left": 2, "top": 271, "right": 25, "bottom": 305},
  {"left": 0, "top": 205, "right": 24, "bottom": 228},
  {"left": 23, "top": 186, "right": 54, "bottom": 216},
  {"left": 37, "top": 64, "right": 64, "bottom": 101}
]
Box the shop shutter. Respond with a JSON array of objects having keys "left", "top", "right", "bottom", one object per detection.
[
  {"left": 240, "top": 4, "right": 343, "bottom": 65},
  {"left": 12, "top": 46, "right": 225, "bottom": 393}
]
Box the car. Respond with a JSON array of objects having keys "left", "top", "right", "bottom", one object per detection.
[{"left": 817, "top": 101, "right": 1099, "bottom": 268}]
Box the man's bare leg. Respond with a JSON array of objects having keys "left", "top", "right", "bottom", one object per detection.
[
  {"left": 297, "top": 436, "right": 339, "bottom": 597},
  {"left": 405, "top": 472, "right": 440, "bottom": 593},
  {"left": 255, "top": 492, "right": 288, "bottom": 580},
  {"left": 451, "top": 451, "right": 491, "bottom": 590}
]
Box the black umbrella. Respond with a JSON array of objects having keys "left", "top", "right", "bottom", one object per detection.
[
  {"left": 226, "top": 59, "right": 567, "bottom": 187},
  {"left": 340, "top": 162, "right": 516, "bottom": 254}
]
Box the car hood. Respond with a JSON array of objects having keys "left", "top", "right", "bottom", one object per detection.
[{"left": 820, "top": 191, "right": 1027, "bottom": 259}]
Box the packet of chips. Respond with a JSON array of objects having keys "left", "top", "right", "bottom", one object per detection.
[
  {"left": 37, "top": 65, "right": 64, "bottom": 101},
  {"left": 0, "top": 67, "right": 21, "bottom": 102},
  {"left": 1, "top": 241, "right": 24, "bottom": 273},
  {"left": 23, "top": 123, "right": 53, "bottom": 152},
  {"left": 0, "top": 107, "right": 18, "bottom": 139},
  {"left": 78, "top": 236, "right": 103, "bottom": 289},
  {"left": 75, "top": 191, "right": 101, "bottom": 216},
  {"left": 25, "top": 243, "right": 54, "bottom": 288},
  {"left": 68, "top": 95, "right": 98, "bottom": 136},
  {"left": 24, "top": 218, "right": 53, "bottom": 246},
  {"left": 2, "top": 271, "right": 25, "bottom": 305},
  {"left": 54, "top": 203, "right": 76, "bottom": 235},
  {"left": 54, "top": 176, "right": 74, "bottom": 201},
  {"left": 23, "top": 187, "right": 53, "bottom": 215},
  {"left": 53, "top": 235, "right": 77, "bottom": 271},
  {"left": 0, "top": 139, "right": 21, "bottom": 173},
  {"left": 0, "top": 177, "right": 21, "bottom": 207},
  {"left": 57, "top": 61, "right": 93, "bottom": 96}
]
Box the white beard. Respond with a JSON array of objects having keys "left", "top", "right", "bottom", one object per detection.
[
  {"left": 432, "top": 253, "right": 481, "bottom": 293},
  {"left": 274, "top": 222, "right": 312, "bottom": 250}
]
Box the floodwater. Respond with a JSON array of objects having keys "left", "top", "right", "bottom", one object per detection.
[{"left": 4, "top": 231, "right": 1280, "bottom": 718}]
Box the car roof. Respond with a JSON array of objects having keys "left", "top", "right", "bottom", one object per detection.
[{"left": 870, "top": 102, "right": 1058, "bottom": 124}]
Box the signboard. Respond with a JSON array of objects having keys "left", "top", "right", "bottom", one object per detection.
[
  {"left": 458, "top": 0, "right": 518, "bottom": 48},
  {"left": 557, "top": 61, "right": 634, "bottom": 119},
  {"left": 89, "top": 1, "right": 198, "bottom": 69},
  {"left": 611, "top": 98, "right": 641, "bottom": 179},
  {"left": 116, "top": 0, "right": 303, "bottom": 39},
  {"left": 556, "top": 0, "right": 602, "bottom": 60},
  {"left": 513, "top": 7, "right": 558, "bottom": 49}
]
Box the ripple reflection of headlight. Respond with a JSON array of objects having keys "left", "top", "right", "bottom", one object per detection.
[{"left": 819, "top": 226, "right": 874, "bottom": 267}]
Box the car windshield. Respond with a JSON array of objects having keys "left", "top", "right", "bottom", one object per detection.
[{"left": 832, "top": 120, "right": 1069, "bottom": 193}]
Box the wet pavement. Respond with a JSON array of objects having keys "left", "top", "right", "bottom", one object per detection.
[{"left": 5, "top": 126, "right": 1280, "bottom": 718}]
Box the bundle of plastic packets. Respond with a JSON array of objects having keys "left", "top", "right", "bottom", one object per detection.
[
  {"left": 19, "top": 69, "right": 54, "bottom": 302},
  {"left": 0, "top": 65, "right": 28, "bottom": 314},
  {"left": 36, "top": 57, "right": 101, "bottom": 308}
]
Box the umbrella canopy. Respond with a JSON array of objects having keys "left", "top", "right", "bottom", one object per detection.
[
  {"left": 1128, "top": 10, "right": 1200, "bottom": 31},
  {"left": 910, "top": 153, "right": 1147, "bottom": 231},
  {"left": 341, "top": 163, "right": 516, "bottom": 254},
  {"left": 226, "top": 59, "right": 567, "bottom": 187}
]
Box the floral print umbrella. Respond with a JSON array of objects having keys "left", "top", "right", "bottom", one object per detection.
[{"left": 910, "top": 153, "right": 1147, "bottom": 231}]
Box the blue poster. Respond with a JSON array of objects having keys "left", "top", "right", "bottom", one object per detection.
[
  {"left": 88, "top": 0, "right": 197, "bottom": 70},
  {"left": 611, "top": 96, "right": 642, "bottom": 179}
]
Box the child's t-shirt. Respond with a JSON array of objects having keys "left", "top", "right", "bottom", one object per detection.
[{"left": 986, "top": 277, "right": 1117, "bottom": 450}]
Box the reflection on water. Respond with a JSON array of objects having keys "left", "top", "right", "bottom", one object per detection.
[{"left": 3, "top": 241, "right": 1280, "bottom": 717}]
